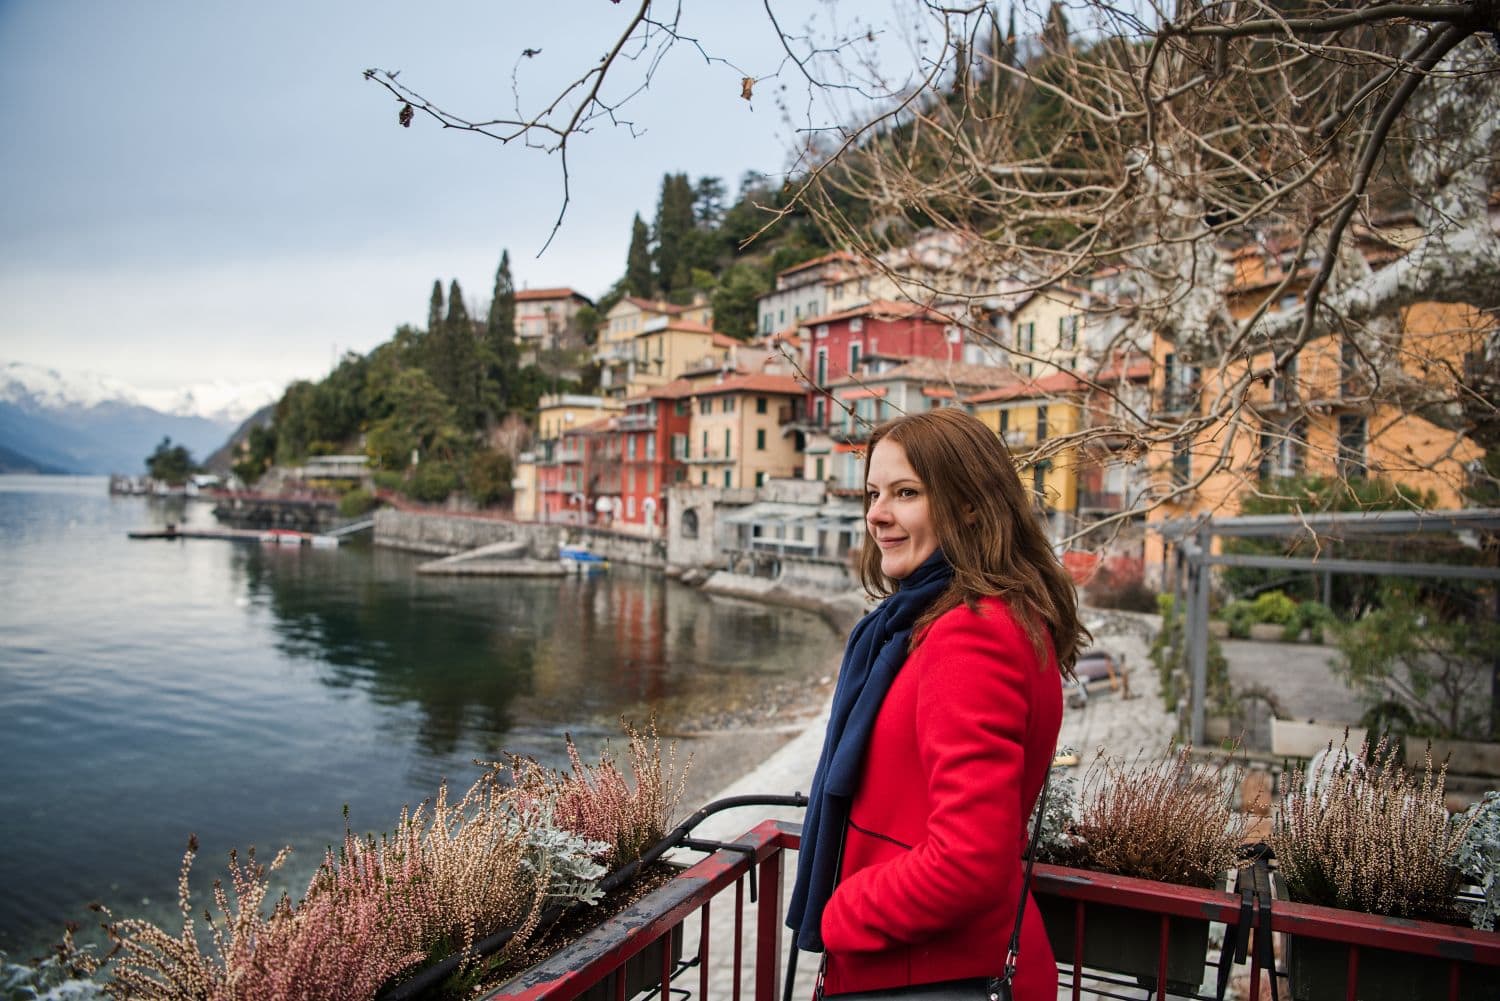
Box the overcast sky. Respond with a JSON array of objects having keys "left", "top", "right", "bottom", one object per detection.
[{"left": 0, "top": 0, "right": 909, "bottom": 411}]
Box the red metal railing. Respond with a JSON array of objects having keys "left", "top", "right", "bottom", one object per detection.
[{"left": 477, "top": 821, "right": 1500, "bottom": 1001}]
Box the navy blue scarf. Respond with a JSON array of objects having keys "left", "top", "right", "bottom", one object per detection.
[{"left": 785, "top": 550, "right": 954, "bottom": 952}]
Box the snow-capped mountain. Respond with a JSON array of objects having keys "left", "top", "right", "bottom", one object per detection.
[{"left": 0, "top": 362, "right": 282, "bottom": 474}]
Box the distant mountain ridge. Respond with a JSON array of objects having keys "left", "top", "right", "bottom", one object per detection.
[{"left": 1, "top": 362, "right": 276, "bottom": 475}]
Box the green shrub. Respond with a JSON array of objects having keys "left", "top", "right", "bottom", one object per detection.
[
  {"left": 1250, "top": 590, "right": 1299, "bottom": 626},
  {"left": 338, "top": 488, "right": 379, "bottom": 518},
  {"left": 1219, "top": 598, "right": 1257, "bottom": 638},
  {"left": 408, "top": 461, "right": 458, "bottom": 503}
]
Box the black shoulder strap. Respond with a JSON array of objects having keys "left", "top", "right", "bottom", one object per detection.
[{"left": 999, "top": 765, "right": 1051, "bottom": 987}]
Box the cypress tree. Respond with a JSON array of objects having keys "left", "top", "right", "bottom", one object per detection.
[
  {"left": 428, "top": 279, "right": 444, "bottom": 336},
  {"left": 625, "top": 214, "right": 654, "bottom": 298},
  {"left": 653, "top": 172, "right": 695, "bottom": 296},
  {"left": 486, "top": 249, "right": 519, "bottom": 411}
]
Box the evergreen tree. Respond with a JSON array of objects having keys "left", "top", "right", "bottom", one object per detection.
[
  {"left": 428, "top": 279, "right": 444, "bottom": 336},
  {"left": 693, "top": 176, "right": 727, "bottom": 228},
  {"left": 625, "top": 214, "right": 654, "bottom": 298},
  {"left": 486, "top": 249, "right": 519, "bottom": 412},
  {"left": 444, "top": 279, "right": 485, "bottom": 431},
  {"left": 652, "top": 172, "right": 696, "bottom": 295}
]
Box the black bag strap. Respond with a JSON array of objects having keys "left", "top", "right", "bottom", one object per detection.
[{"left": 993, "top": 765, "right": 1051, "bottom": 992}]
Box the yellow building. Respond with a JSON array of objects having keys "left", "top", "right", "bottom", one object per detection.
[
  {"left": 596, "top": 297, "right": 716, "bottom": 398},
  {"left": 1142, "top": 263, "right": 1487, "bottom": 568},
  {"left": 627, "top": 320, "right": 739, "bottom": 398},
  {"left": 536, "top": 394, "right": 621, "bottom": 445},
  {"left": 968, "top": 371, "right": 1085, "bottom": 539},
  {"left": 1006, "top": 285, "right": 1088, "bottom": 378},
  {"left": 684, "top": 373, "right": 805, "bottom": 489}
]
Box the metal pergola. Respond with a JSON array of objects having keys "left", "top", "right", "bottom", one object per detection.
[{"left": 1159, "top": 508, "right": 1500, "bottom": 746}]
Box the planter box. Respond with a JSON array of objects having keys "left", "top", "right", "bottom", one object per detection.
[
  {"left": 577, "top": 925, "right": 683, "bottom": 1001},
  {"left": 1037, "top": 892, "right": 1211, "bottom": 996},
  {"left": 1286, "top": 927, "right": 1500, "bottom": 1001},
  {"left": 1405, "top": 736, "right": 1500, "bottom": 777},
  {"left": 1270, "top": 718, "right": 1367, "bottom": 759},
  {"left": 1247, "top": 622, "right": 1287, "bottom": 641},
  {"left": 1208, "top": 619, "right": 1230, "bottom": 639}
]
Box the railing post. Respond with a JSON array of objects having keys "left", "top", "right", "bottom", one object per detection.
[{"left": 755, "top": 844, "right": 786, "bottom": 1001}]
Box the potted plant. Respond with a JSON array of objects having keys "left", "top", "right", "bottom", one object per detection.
[
  {"left": 1036, "top": 744, "right": 1251, "bottom": 996},
  {"left": 1270, "top": 737, "right": 1498, "bottom": 1001},
  {"left": 64, "top": 724, "right": 689, "bottom": 1001}
]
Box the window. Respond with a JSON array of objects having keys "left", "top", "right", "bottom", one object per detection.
[
  {"left": 724, "top": 428, "right": 732, "bottom": 458},
  {"left": 626, "top": 496, "right": 635, "bottom": 518},
  {"left": 702, "top": 430, "right": 709, "bottom": 456},
  {"left": 626, "top": 468, "right": 635, "bottom": 491},
  {"left": 701, "top": 470, "right": 709, "bottom": 485},
  {"left": 1059, "top": 315, "right": 1078, "bottom": 349},
  {"left": 672, "top": 433, "right": 688, "bottom": 459},
  {"left": 1037, "top": 405, "right": 1048, "bottom": 441},
  {"left": 627, "top": 436, "right": 636, "bottom": 460},
  {"left": 681, "top": 508, "right": 699, "bottom": 538},
  {"left": 756, "top": 428, "right": 766, "bottom": 450},
  {"left": 1032, "top": 463, "right": 1046, "bottom": 502},
  {"left": 779, "top": 309, "right": 785, "bottom": 324},
  {"left": 1273, "top": 355, "right": 1298, "bottom": 405},
  {"left": 699, "top": 398, "right": 711, "bottom": 415},
  {"left": 645, "top": 435, "right": 655, "bottom": 460},
  {"left": 1337, "top": 415, "right": 1368, "bottom": 480},
  {"left": 794, "top": 304, "right": 801, "bottom": 319},
  {"left": 815, "top": 457, "right": 825, "bottom": 480},
  {"left": 850, "top": 317, "right": 863, "bottom": 333},
  {"left": 1340, "top": 338, "right": 1362, "bottom": 396},
  {"left": 816, "top": 347, "right": 828, "bottom": 386},
  {"left": 675, "top": 399, "right": 690, "bottom": 416},
  {"left": 755, "top": 471, "right": 766, "bottom": 487},
  {"left": 849, "top": 342, "right": 863, "bottom": 373},
  {"left": 814, "top": 397, "right": 826, "bottom": 424},
  {"left": 999, "top": 409, "right": 1010, "bottom": 434},
  {"left": 815, "top": 324, "right": 829, "bottom": 339},
  {"left": 1016, "top": 322, "right": 1035, "bottom": 352},
  {"left": 724, "top": 397, "right": 735, "bottom": 414},
  {"left": 756, "top": 396, "right": 767, "bottom": 414},
  {"left": 675, "top": 468, "right": 687, "bottom": 482},
  {"left": 723, "top": 469, "right": 733, "bottom": 487},
  {"left": 1171, "top": 438, "right": 1192, "bottom": 487}
]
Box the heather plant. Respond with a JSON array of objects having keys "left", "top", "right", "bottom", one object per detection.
[
  {"left": 1453, "top": 791, "right": 1499, "bottom": 931},
  {"left": 1068, "top": 744, "right": 1251, "bottom": 889},
  {"left": 510, "top": 723, "right": 689, "bottom": 868},
  {"left": 1271, "top": 737, "right": 1474, "bottom": 921},
  {"left": 89, "top": 723, "right": 687, "bottom": 1001}
]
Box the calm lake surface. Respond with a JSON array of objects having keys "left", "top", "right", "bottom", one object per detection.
[{"left": 0, "top": 476, "right": 841, "bottom": 960}]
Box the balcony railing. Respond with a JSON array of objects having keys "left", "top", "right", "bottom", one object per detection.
[{"left": 465, "top": 818, "right": 1500, "bottom": 1001}]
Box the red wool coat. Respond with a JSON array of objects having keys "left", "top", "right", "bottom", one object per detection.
[{"left": 820, "top": 596, "right": 1063, "bottom": 1000}]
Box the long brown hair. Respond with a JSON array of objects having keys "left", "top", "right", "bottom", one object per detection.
[{"left": 858, "top": 408, "right": 1088, "bottom": 674}]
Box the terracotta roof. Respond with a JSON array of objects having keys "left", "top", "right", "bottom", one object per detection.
[
  {"left": 839, "top": 387, "right": 888, "bottom": 400},
  {"left": 711, "top": 332, "right": 742, "bottom": 349},
  {"left": 777, "top": 250, "right": 860, "bottom": 278},
  {"left": 802, "top": 299, "right": 949, "bottom": 327},
  {"left": 1093, "top": 356, "right": 1153, "bottom": 384},
  {"left": 620, "top": 296, "right": 687, "bottom": 314},
  {"left": 966, "top": 371, "right": 1084, "bottom": 404},
  {"left": 515, "top": 287, "right": 592, "bottom": 303},
  {"left": 621, "top": 378, "right": 699, "bottom": 404},
  {"left": 693, "top": 373, "right": 806, "bottom": 397},
  {"left": 830, "top": 356, "right": 1020, "bottom": 390}
]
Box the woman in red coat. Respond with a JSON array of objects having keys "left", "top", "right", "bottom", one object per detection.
[{"left": 787, "top": 408, "right": 1085, "bottom": 1000}]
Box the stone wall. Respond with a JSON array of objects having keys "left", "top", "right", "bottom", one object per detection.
[{"left": 374, "top": 509, "right": 665, "bottom": 567}]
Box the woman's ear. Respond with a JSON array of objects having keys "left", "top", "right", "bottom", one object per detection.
[{"left": 962, "top": 504, "right": 978, "bottom": 525}]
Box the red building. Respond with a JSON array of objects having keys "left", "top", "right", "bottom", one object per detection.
[
  {"left": 800, "top": 300, "right": 961, "bottom": 426},
  {"left": 616, "top": 379, "right": 697, "bottom": 536}
]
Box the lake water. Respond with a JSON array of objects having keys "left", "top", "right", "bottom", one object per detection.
[{"left": 0, "top": 476, "right": 841, "bottom": 962}]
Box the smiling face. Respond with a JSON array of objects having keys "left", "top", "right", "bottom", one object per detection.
[{"left": 865, "top": 438, "right": 940, "bottom": 581}]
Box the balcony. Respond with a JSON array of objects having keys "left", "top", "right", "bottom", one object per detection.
[
  {"left": 618, "top": 413, "right": 658, "bottom": 431},
  {"left": 1077, "top": 488, "right": 1126, "bottom": 512},
  {"left": 461, "top": 815, "right": 1499, "bottom": 1001}
]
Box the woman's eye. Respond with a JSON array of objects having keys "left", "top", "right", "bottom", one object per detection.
[{"left": 897, "top": 488, "right": 917, "bottom": 498}]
